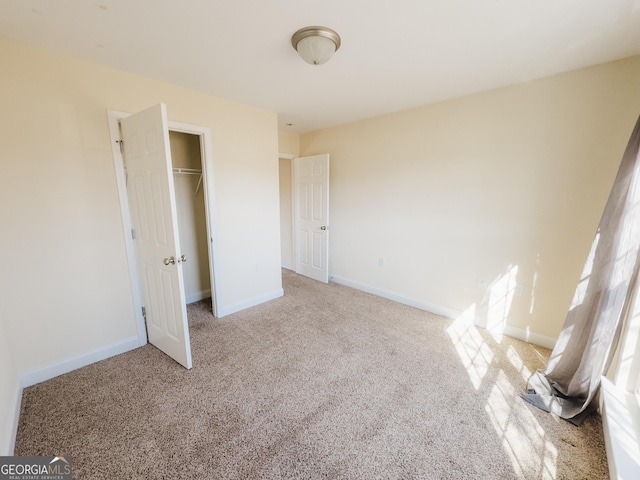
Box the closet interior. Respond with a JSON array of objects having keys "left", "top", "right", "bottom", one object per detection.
[{"left": 168, "top": 130, "right": 211, "bottom": 305}]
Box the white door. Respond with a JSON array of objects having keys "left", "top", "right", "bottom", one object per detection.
[
  {"left": 121, "top": 104, "right": 193, "bottom": 369},
  {"left": 293, "top": 154, "right": 330, "bottom": 283}
]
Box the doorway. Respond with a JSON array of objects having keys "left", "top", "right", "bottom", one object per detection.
[
  {"left": 279, "top": 153, "right": 330, "bottom": 283},
  {"left": 279, "top": 156, "right": 294, "bottom": 270},
  {"left": 108, "top": 108, "right": 221, "bottom": 360},
  {"left": 170, "top": 131, "right": 212, "bottom": 304}
]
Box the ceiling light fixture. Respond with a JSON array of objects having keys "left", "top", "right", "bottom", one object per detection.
[{"left": 291, "top": 26, "right": 341, "bottom": 65}]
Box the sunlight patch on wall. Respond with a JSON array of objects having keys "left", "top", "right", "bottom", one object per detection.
[
  {"left": 486, "top": 265, "right": 519, "bottom": 340},
  {"left": 529, "top": 254, "right": 540, "bottom": 315}
]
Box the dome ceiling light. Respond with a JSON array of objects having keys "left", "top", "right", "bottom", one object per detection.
[{"left": 291, "top": 26, "right": 341, "bottom": 65}]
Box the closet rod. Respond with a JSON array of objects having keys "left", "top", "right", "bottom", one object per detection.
[
  {"left": 172, "top": 167, "right": 202, "bottom": 175},
  {"left": 173, "top": 168, "right": 204, "bottom": 196},
  {"left": 122, "top": 166, "right": 203, "bottom": 195},
  {"left": 122, "top": 166, "right": 202, "bottom": 175}
]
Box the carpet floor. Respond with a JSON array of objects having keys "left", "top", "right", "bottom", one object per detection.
[{"left": 15, "top": 269, "right": 608, "bottom": 479}]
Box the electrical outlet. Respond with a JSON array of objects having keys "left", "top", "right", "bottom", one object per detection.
[{"left": 378, "top": 257, "right": 385, "bottom": 267}]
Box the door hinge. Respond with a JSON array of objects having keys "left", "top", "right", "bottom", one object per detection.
[
  {"left": 141, "top": 306, "right": 146, "bottom": 319},
  {"left": 117, "top": 139, "right": 124, "bottom": 154},
  {"left": 131, "top": 228, "right": 136, "bottom": 240}
]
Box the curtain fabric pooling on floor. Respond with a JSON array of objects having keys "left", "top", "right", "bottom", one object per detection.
[{"left": 523, "top": 114, "right": 640, "bottom": 425}]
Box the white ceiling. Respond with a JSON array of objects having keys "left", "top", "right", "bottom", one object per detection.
[{"left": 1, "top": 0, "right": 639, "bottom": 133}]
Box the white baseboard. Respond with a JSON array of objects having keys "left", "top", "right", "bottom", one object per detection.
[
  {"left": 472, "top": 316, "right": 556, "bottom": 349},
  {"left": 281, "top": 261, "right": 294, "bottom": 270},
  {"left": 4, "top": 383, "right": 22, "bottom": 455},
  {"left": 330, "top": 274, "right": 462, "bottom": 319},
  {"left": 329, "top": 274, "right": 557, "bottom": 349},
  {"left": 185, "top": 289, "right": 211, "bottom": 304},
  {"left": 501, "top": 324, "right": 556, "bottom": 349},
  {"left": 217, "top": 289, "right": 284, "bottom": 317},
  {"left": 20, "top": 336, "right": 140, "bottom": 388}
]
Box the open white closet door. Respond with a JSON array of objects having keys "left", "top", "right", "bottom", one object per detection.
[
  {"left": 293, "top": 154, "right": 330, "bottom": 283},
  {"left": 121, "top": 103, "right": 193, "bottom": 369}
]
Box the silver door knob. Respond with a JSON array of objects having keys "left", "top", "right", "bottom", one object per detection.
[
  {"left": 163, "top": 256, "right": 176, "bottom": 266},
  {"left": 320, "top": 226, "right": 327, "bottom": 230}
]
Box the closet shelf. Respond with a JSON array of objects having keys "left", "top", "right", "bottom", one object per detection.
[{"left": 123, "top": 166, "right": 203, "bottom": 195}]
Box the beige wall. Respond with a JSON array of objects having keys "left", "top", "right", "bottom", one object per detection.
[
  {"left": 169, "top": 130, "right": 201, "bottom": 169},
  {"left": 300, "top": 56, "right": 640, "bottom": 341},
  {"left": 169, "top": 131, "right": 211, "bottom": 302},
  {"left": 278, "top": 131, "right": 300, "bottom": 157},
  {"left": 0, "top": 37, "right": 282, "bottom": 376}
]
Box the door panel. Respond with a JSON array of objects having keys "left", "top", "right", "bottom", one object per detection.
[
  {"left": 294, "top": 154, "right": 329, "bottom": 283},
  {"left": 121, "top": 103, "right": 193, "bottom": 369}
]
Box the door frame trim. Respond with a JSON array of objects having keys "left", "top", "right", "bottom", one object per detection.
[
  {"left": 107, "top": 109, "right": 221, "bottom": 347},
  {"left": 278, "top": 154, "right": 296, "bottom": 270}
]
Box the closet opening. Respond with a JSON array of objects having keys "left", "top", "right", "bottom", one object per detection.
[
  {"left": 169, "top": 131, "right": 212, "bottom": 306},
  {"left": 108, "top": 107, "right": 220, "bottom": 356}
]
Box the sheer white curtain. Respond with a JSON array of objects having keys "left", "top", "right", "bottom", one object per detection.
[{"left": 523, "top": 115, "right": 640, "bottom": 425}]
